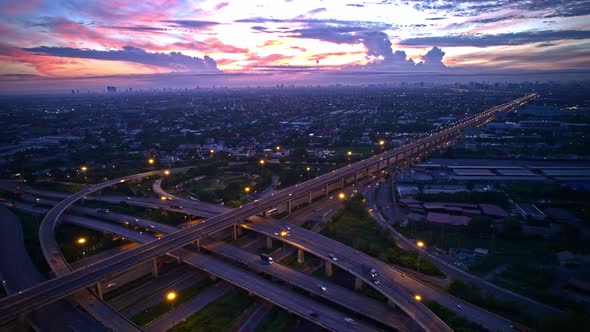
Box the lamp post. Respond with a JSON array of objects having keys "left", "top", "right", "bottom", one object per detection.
[
  {"left": 167, "top": 291, "right": 176, "bottom": 309},
  {"left": 347, "top": 151, "right": 352, "bottom": 162},
  {"left": 244, "top": 186, "right": 250, "bottom": 201},
  {"left": 259, "top": 159, "right": 265, "bottom": 174},
  {"left": 306, "top": 166, "right": 311, "bottom": 179},
  {"left": 76, "top": 237, "right": 87, "bottom": 256},
  {"left": 416, "top": 241, "right": 424, "bottom": 273}
]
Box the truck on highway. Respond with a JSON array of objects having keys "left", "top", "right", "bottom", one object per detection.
[{"left": 260, "top": 253, "right": 274, "bottom": 265}]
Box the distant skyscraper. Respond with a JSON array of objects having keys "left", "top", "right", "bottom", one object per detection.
[{"left": 107, "top": 86, "right": 117, "bottom": 93}]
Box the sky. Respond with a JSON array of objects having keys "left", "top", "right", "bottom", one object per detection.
[{"left": 0, "top": 0, "right": 589, "bottom": 92}]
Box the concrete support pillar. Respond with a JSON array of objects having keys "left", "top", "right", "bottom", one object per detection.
[
  {"left": 210, "top": 274, "right": 217, "bottom": 281},
  {"left": 266, "top": 236, "right": 273, "bottom": 249},
  {"left": 195, "top": 239, "right": 200, "bottom": 252},
  {"left": 287, "top": 200, "right": 292, "bottom": 214},
  {"left": 152, "top": 257, "right": 159, "bottom": 279},
  {"left": 297, "top": 249, "right": 305, "bottom": 264},
  {"left": 354, "top": 172, "right": 358, "bottom": 185},
  {"left": 233, "top": 224, "right": 238, "bottom": 240},
  {"left": 96, "top": 281, "right": 104, "bottom": 300},
  {"left": 324, "top": 184, "right": 329, "bottom": 197},
  {"left": 307, "top": 192, "right": 312, "bottom": 204},
  {"left": 340, "top": 178, "right": 345, "bottom": 189},
  {"left": 354, "top": 276, "right": 363, "bottom": 291},
  {"left": 325, "top": 261, "right": 333, "bottom": 277}
]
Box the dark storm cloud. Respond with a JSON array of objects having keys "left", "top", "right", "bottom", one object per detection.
[
  {"left": 400, "top": 30, "right": 590, "bottom": 47},
  {"left": 23, "top": 46, "right": 219, "bottom": 72}
]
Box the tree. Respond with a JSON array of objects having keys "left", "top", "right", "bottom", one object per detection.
[{"left": 500, "top": 218, "right": 523, "bottom": 240}]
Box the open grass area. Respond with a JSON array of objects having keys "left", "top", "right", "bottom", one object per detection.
[
  {"left": 10, "top": 210, "right": 50, "bottom": 274},
  {"left": 31, "top": 181, "right": 86, "bottom": 194},
  {"left": 104, "top": 273, "right": 153, "bottom": 301},
  {"left": 320, "top": 194, "right": 443, "bottom": 277},
  {"left": 172, "top": 289, "right": 258, "bottom": 332},
  {"left": 254, "top": 306, "right": 297, "bottom": 332},
  {"left": 399, "top": 219, "right": 588, "bottom": 312},
  {"left": 131, "top": 278, "right": 216, "bottom": 326}
]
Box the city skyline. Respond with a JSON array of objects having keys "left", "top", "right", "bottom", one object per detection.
[{"left": 0, "top": 0, "right": 589, "bottom": 92}]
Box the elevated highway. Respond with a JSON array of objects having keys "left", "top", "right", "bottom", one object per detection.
[{"left": 0, "top": 94, "right": 536, "bottom": 331}]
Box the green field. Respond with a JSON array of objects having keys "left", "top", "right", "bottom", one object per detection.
[
  {"left": 172, "top": 289, "right": 257, "bottom": 332},
  {"left": 320, "top": 194, "right": 443, "bottom": 277},
  {"left": 131, "top": 278, "right": 216, "bottom": 326}
]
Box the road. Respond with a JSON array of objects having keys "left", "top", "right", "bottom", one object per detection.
[
  {"left": 0, "top": 206, "right": 108, "bottom": 332},
  {"left": 0, "top": 94, "right": 535, "bottom": 330},
  {"left": 12, "top": 198, "right": 417, "bottom": 331},
  {"left": 368, "top": 180, "right": 562, "bottom": 317},
  {"left": 10, "top": 201, "right": 381, "bottom": 332}
]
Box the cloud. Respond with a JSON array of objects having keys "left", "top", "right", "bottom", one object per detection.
[
  {"left": 215, "top": 2, "right": 229, "bottom": 11},
  {"left": 161, "top": 20, "right": 219, "bottom": 29},
  {"left": 400, "top": 30, "right": 590, "bottom": 47},
  {"left": 22, "top": 46, "right": 219, "bottom": 72},
  {"left": 406, "top": 0, "right": 590, "bottom": 18},
  {"left": 420, "top": 46, "right": 446, "bottom": 68}
]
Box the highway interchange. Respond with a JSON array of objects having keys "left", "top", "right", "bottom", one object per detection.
[{"left": 0, "top": 94, "right": 536, "bottom": 331}]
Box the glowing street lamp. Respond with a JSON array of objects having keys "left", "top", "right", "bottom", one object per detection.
[
  {"left": 80, "top": 166, "right": 88, "bottom": 172},
  {"left": 244, "top": 187, "right": 251, "bottom": 194},
  {"left": 76, "top": 237, "right": 87, "bottom": 256},
  {"left": 148, "top": 158, "right": 155, "bottom": 165},
  {"left": 209, "top": 149, "right": 215, "bottom": 156},
  {"left": 166, "top": 291, "right": 177, "bottom": 311},
  {"left": 347, "top": 150, "right": 352, "bottom": 162},
  {"left": 338, "top": 192, "right": 346, "bottom": 200},
  {"left": 259, "top": 159, "right": 265, "bottom": 174},
  {"left": 416, "top": 241, "right": 425, "bottom": 273},
  {"left": 414, "top": 294, "right": 422, "bottom": 301},
  {"left": 164, "top": 170, "right": 170, "bottom": 176},
  {"left": 276, "top": 146, "right": 281, "bottom": 151}
]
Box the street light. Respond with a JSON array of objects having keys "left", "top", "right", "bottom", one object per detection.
[
  {"left": 76, "top": 237, "right": 87, "bottom": 256},
  {"left": 338, "top": 192, "right": 346, "bottom": 200},
  {"left": 80, "top": 166, "right": 88, "bottom": 172},
  {"left": 276, "top": 146, "right": 281, "bottom": 151},
  {"left": 416, "top": 241, "right": 425, "bottom": 273},
  {"left": 164, "top": 170, "right": 170, "bottom": 176},
  {"left": 259, "top": 159, "right": 265, "bottom": 174},
  {"left": 347, "top": 150, "right": 352, "bottom": 162},
  {"left": 414, "top": 294, "right": 422, "bottom": 302},
  {"left": 166, "top": 291, "right": 177, "bottom": 310},
  {"left": 306, "top": 166, "right": 311, "bottom": 179},
  {"left": 209, "top": 149, "right": 215, "bottom": 157},
  {"left": 148, "top": 158, "right": 155, "bottom": 165}
]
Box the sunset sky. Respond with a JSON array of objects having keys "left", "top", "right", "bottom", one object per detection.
[{"left": 0, "top": 0, "right": 589, "bottom": 91}]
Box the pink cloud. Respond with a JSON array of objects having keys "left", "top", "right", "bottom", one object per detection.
[{"left": 215, "top": 2, "right": 229, "bottom": 11}]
